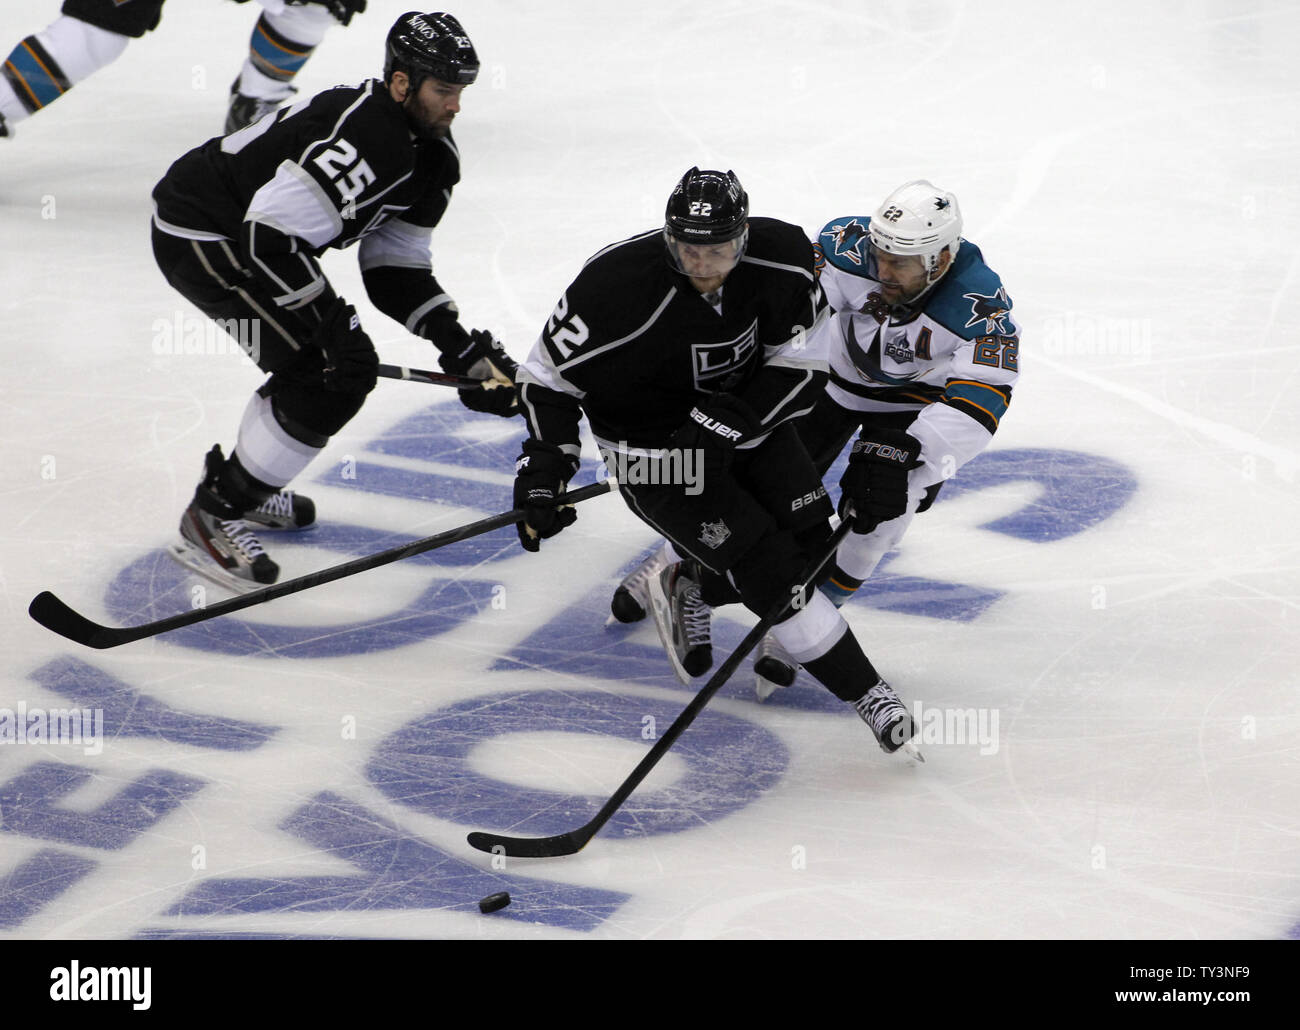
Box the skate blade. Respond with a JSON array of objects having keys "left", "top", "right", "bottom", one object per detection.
[
  {"left": 901, "top": 739, "right": 926, "bottom": 763},
  {"left": 166, "top": 542, "right": 269, "bottom": 597},
  {"left": 646, "top": 589, "right": 692, "bottom": 686},
  {"left": 754, "top": 676, "right": 784, "bottom": 702}
]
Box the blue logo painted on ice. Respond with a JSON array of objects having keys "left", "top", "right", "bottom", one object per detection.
[{"left": 3, "top": 392, "right": 1139, "bottom": 936}]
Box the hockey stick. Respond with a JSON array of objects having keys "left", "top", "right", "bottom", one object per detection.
[
  {"left": 466, "top": 518, "right": 853, "bottom": 859},
  {"left": 28, "top": 480, "right": 614, "bottom": 650},
  {"left": 377, "top": 363, "right": 507, "bottom": 391}
]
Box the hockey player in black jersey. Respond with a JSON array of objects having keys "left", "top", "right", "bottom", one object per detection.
[
  {"left": 0, "top": 1, "right": 365, "bottom": 140},
  {"left": 150, "top": 11, "right": 519, "bottom": 592},
  {"left": 512, "top": 168, "right": 919, "bottom": 757}
]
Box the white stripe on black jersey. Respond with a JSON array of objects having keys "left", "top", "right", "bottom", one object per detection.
[
  {"left": 518, "top": 217, "right": 829, "bottom": 454},
  {"left": 152, "top": 79, "right": 465, "bottom": 340}
]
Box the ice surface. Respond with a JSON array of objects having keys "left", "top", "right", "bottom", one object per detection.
[{"left": 2, "top": 0, "right": 1297, "bottom": 940}]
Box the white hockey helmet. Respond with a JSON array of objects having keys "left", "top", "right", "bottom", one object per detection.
[{"left": 868, "top": 180, "right": 962, "bottom": 284}]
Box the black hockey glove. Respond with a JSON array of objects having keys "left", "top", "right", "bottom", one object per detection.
[
  {"left": 670, "top": 393, "right": 761, "bottom": 481},
  {"left": 286, "top": 0, "right": 367, "bottom": 27},
  {"left": 438, "top": 330, "right": 520, "bottom": 418},
  {"left": 838, "top": 428, "right": 923, "bottom": 533},
  {"left": 513, "top": 440, "right": 580, "bottom": 552},
  {"left": 312, "top": 298, "right": 378, "bottom": 394}
]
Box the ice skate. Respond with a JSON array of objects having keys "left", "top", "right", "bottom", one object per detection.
[
  {"left": 242, "top": 490, "right": 316, "bottom": 530},
  {"left": 607, "top": 542, "right": 671, "bottom": 625},
  {"left": 853, "top": 679, "right": 923, "bottom": 761},
  {"left": 646, "top": 561, "right": 713, "bottom": 684},
  {"left": 754, "top": 633, "right": 798, "bottom": 701},
  {"left": 167, "top": 444, "right": 280, "bottom": 594},
  {"left": 225, "top": 80, "right": 294, "bottom": 133},
  {"left": 170, "top": 506, "right": 279, "bottom": 595}
]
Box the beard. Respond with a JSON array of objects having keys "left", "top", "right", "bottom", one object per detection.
[{"left": 403, "top": 94, "right": 451, "bottom": 140}]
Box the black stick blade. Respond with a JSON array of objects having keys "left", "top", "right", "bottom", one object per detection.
[
  {"left": 466, "top": 829, "right": 590, "bottom": 859},
  {"left": 27, "top": 592, "right": 128, "bottom": 649}
]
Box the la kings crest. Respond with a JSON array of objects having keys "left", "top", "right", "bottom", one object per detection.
[{"left": 691, "top": 319, "right": 758, "bottom": 390}]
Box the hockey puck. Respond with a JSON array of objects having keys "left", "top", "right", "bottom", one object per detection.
[{"left": 478, "top": 891, "right": 511, "bottom": 914}]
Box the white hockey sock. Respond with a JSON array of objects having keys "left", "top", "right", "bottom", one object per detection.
[
  {"left": 264, "top": 5, "right": 337, "bottom": 45},
  {"left": 234, "top": 391, "right": 323, "bottom": 489},
  {"left": 769, "top": 592, "right": 849, "bottom": 664},
  {"left": 235, "top": 5, "right": 336, "bottom": 100},
  {"left": 0, "top": 16, "right": 130, "bottom": 124},
  {"left": 834, "top": 509, "right": 917, "bottom": 582}
]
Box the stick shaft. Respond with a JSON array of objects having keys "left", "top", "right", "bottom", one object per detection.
[
  {"left": 376, "top": 363, "right": 482, "bottom": 389},
  {"left": 29, "top": 481, "right": 613, "bottom": 648},
  {"left": 466, "top": 519, "right": 852, "bottom": 857}
]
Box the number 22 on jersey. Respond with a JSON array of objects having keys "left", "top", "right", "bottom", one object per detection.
[{"left": 546, "top": 293, "right": 590, "bottom": 360}]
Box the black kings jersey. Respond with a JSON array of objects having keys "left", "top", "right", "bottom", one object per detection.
[
  {"left": 518, "top": 218, "right": 830, "bottom": 459},
  {"left": 152, "top": 80, "right": 463, "bottom": 335}
]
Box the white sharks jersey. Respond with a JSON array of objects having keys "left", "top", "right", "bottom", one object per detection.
[{"left": 813, "top": 216, "right": 1020, "bottom": 487}]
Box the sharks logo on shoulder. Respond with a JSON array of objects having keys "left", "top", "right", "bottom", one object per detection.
[
  {"left": 963, "top": 286, "right": 1012, "bottom": 334},
  {"left": 821, "top": 219, "right": 870, "bottom": 266}
]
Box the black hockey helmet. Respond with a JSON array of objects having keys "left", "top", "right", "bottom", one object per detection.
[
  {"left": 663, "top": 168, "right": 750, "bottom": 278},
  {"left": 384, "top": 12, "right": 480, "bottom": 88},
  {"left": 664, "top": 168, "right": 749, "bottom": 244}
]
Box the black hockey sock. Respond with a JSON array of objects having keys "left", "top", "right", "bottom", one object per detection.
[
  {"left": 191, "top": 445, "right": 275, "bottom": 518},
  {"left": 800, "top": 631, "right": 880, "bottom": 704},
  {"left": 222, "top": 449, "right": 278, "bottom": 508}
]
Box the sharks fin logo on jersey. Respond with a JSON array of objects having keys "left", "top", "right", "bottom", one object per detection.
[
  {"left": 821, "top": 219, "right": 870, "bottom": 266},
  {"left": 963, "top": 286, "right": 1012, "bottom": 334},
  {"left": 846, "top": 321, "right": 922, "bottom": 386}
]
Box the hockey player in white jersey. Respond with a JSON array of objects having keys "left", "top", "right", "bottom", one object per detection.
[
  {"left": 751, "top": 180, "right": 1020, "bottom": 696},
  {"left": 0, "top": 0, "right": 365, "bottom": 140}
]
